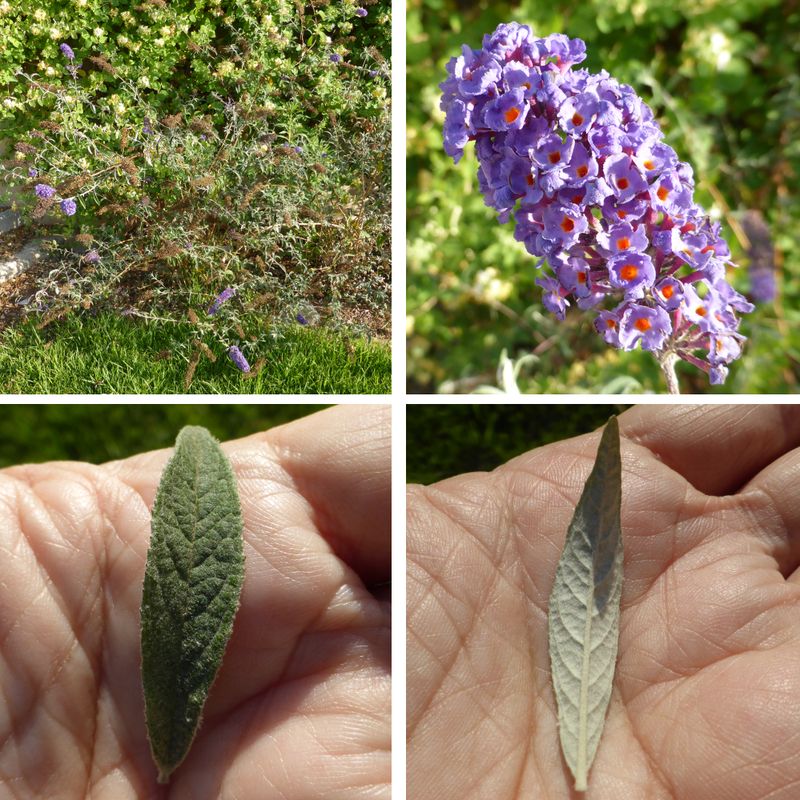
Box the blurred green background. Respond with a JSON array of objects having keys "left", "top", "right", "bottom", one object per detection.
[
  {"left": 407, "top": 404, "right": 630, "bottom": 483},
  {"left": 407, "top": 0, "right": 800, "bottom": 394},
  {"left": 0, "top": 404, "right": 328, "bottom": 466}
]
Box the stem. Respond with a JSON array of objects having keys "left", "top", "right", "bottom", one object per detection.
[{"left": 659, "top": 351, "right": 681, "bottom": 394}]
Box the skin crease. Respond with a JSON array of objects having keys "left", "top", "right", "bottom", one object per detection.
[
  {"left": 0, "top": 405, "right": 390, "bottom": 800},
  {"left": 407, "top": 404, "right": 800, "bottom": 800}
]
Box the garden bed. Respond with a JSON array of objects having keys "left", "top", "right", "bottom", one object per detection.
[{"left": 0, "top": 0, "right": 390, "bottom": 393}]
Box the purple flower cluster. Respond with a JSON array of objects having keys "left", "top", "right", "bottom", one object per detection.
[
  {"left": 227, "top": 345, "right": 251, "bottom": 372},
  {"left": 440, "top": 23, "right": 752, "bottom": 385},
  {"left": 33, "top": 184, "right": 79, "bottom": 217},
  {"left": 355, "top": 7, "right": 368, "bottom": 16},
  {"left": 208, "top": 286, "right": 235, "bottom": 315},
  {"left": 59, "top": 43, "right": 75, "bottom": 60}
]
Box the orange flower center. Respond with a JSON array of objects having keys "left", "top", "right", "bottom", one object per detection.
[
  {"left": 643, "top": 159, "right": 655, "bottom": 170},
  {"left": 577, "top": 165, "right": 588, "bottom": 177},
  {"left": 617, "top": 210, "right": 627, "bottom": 219},
  {"left": 620, "top": 264, "right": 639, "bottom": 281},
  {"left": 560, "top": 216, "right": 575, "bottom": 233},
  {"left": 572, "top": 112, "right": 584, "bottom": 126},
  {"left": 606, "top": 318, "right": 617, "bottom": 329},
  {"left": 504, "top": 107, "right": 520, "bottom": 124},
  {"left": 662, "top": 284, "right": 674, "bottom": 299},
  {"left": 577, "top": 271, "right": 587, "bottom": 284},
  {"left": 696, "top": 306, "right": 707, "bottom": 317},
  {"left": 526, "top": 174, "right": 535, "bottom": 186},
  {"left": 657, "top": 185, "right": 669, "bottom": 201},
  {"left": 548, "top": 151, "right": 561, "bottom": 164},
  {"left": 617, "top": 177, "right": 630, "bottom": 190},
  {"left": 616, "top": 236, "right": 630, "bottom": 250},
  {"left": 634, "top": 317, "right": 651, "bottom": 332}
]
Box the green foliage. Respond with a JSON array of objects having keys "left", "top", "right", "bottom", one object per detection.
[
  {"left": 0, "top": 312, "right": 391, "bottom": 394},
  {"left": 0, "top": 404, "right": 328, "bottom": 467},
  {"left": 1, "top": 0, "right": 390, "bottom": 369},
  {"left": 407, "top": 0, "right": 800, "bottom": 393},
  {"left": 0, "top": 1, "right": 389, "bottom": 133},
  {"left": 406, "top": 404, "right": 630, "bottom": 484}
]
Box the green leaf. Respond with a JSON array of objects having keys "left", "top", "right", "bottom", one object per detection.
[
  {"left": 547, "top": 417, "right": 623, "bottom": 792},
  {"left": 140, "top": 425, "right": 244, "bottom": 783}
]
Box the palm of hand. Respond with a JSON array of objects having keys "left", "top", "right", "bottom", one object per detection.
[
  {"left": 408, "top": 406, "right": 800, "bottom": 800},
  {"left": 0, "top": 409, "right": 390, "bottom": 799}
]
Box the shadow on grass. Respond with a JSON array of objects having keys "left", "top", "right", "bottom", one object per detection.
[{"left": 0, "top": 313, "right": 390, "bottom": 395}]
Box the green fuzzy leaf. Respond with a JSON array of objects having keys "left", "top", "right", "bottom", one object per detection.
[
  {"left": 548, "top": 417, "right": 623, "bottom": 792},
  {"left": 141, "top": 425, "right": 244, "bottom": 783}
]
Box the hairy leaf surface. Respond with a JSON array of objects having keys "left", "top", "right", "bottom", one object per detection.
[
  {"left": 141, "top": 425, "right": 244, "bottom": 783},
  {"left": 548, "top": 417, "right": 622, "bottom": 792}
]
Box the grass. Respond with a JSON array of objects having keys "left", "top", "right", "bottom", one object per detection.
[{"left": 0, "top": 313, "right": 390, "bottom": 394}]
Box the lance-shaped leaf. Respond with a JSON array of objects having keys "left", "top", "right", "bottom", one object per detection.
[
  {"left": 141, "top": 425, "right": 245, "bottom": 783},
  {"left": 548, "top": 416, "right": 622, "bottom": 792}
]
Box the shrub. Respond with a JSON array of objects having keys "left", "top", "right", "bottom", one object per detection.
[{"left": 1, "top": 0, "right": 390, "bottom": 379}]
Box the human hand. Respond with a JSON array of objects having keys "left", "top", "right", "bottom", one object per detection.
[
  {"left": 0, "top": 405, "right": 390, "bottom": 799},
  {"left": 407, "top": 405, "right": 800, "bottom": 799}
]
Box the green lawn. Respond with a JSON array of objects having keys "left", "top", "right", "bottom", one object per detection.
[{"left": 0, "top": 313, "right": 391, "bottom": 394}]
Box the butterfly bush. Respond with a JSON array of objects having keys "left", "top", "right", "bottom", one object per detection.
[{"left": 440, "top": 23, "right": 753, "bottom": 388}]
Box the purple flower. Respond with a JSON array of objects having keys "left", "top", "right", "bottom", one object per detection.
[
  {"left": 749, "top": 267, "right": 776, "bottom": 303},
  {"left": 28, "top": 167, "right": 38, "bottom": 178},
  {"left": 558, "top": 93, "right": 598, "bottom": 137},
  {"left": 227, "top": 345, "right": 251, "bottom": 372},
  {"left": 440, "top": 22, "right": 753, "bottom": 387},
  {"left": 536, "top": 275, "right": 570, "bottom": 320},
  {"left": 484, "top": 88, "right": 528, "bottom": 131},
  {"left": 563, "top": 143, "right": 598, "bottom": 185},
  {"left": 143, "top": 117, "right": 154, "bottom": 135},
  {"left": 35, "top": 183, "right": 56, "bottom": 199},
  {"left": 532, "top": 133, "right": 574, "bottom": 172},
  {"left": 296, "top": 313, "right": 308, "bottom": 325},
  {"left": 330, "top": 53, "right": 342, "bottom": 63},
  {"left": 618, "top": 303, "right": 671, "bottom": 351},
  {"left": 60, "top": 198, "right": 77, "bottom": 216},
  {"left": 596, "top": 221, "right": 648, "bottom": 256},
  {"left": 355, "top": 7, "right": 368, "bottom": 16},
  {"left": 293, "top": 145, "right": 303, "bottom": 154},
  {"left": 607, "top": 253, "right": 656, "bottom": 299},
  {"left": 59, "top": 43, "right": 75, "bottom": 60},
  {"left": 84, "top": 249, "right": 100, "bottom": 264},
  {"left": 603, "top": 153, "right": 648, "bottom": 203},
  {"left": 650, "top": 171, "right": 692, "bottom": 214},
  {"left": 594, "top": 309, "right": 622, "bottom": 346},
  {"left": 542, "top": 203, "right": 588, "bottom": 247},
  {"left": 653, "top": 277, "right": 684, "bottom": 311},
  {"left": 450, "top": 45, "right": 502, "bottom": 97},
  {"left": 208, "top": 286, "right": 235, "bottom": 315}
]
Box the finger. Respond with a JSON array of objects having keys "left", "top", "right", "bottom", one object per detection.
[
  {"left": 104, "top": 405, "right": 392, "bottom": 585},
  {"left": 264, "top": 404, "right": 391, "bottom": 585},
  {"left": 736, "top": 444, "right": 800, "bottom": 581},
  {"left": 619, "top": 404, "right": 800, "bottom": 496}
]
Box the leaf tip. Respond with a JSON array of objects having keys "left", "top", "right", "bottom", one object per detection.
[{"left": 156, "top": 766, "right": 172, "bottom": 784}]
